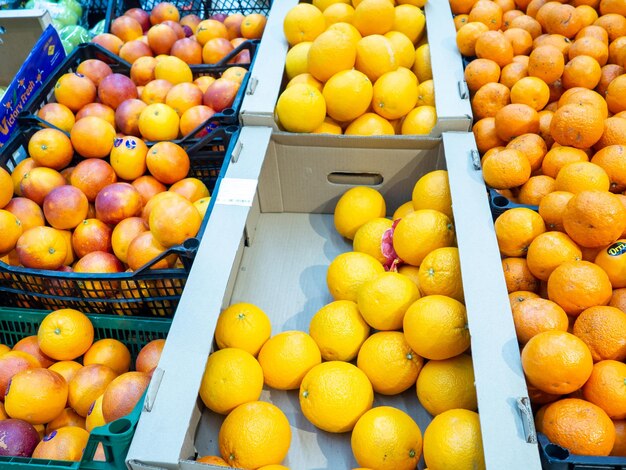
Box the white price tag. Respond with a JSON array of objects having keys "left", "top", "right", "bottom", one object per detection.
[{"left": 215, "top": 178, "right": 258, "bottom": 207}]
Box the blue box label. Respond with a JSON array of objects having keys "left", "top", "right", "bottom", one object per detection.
[{"left": 0, "top": 24, "right": 65, "bottom": 147}]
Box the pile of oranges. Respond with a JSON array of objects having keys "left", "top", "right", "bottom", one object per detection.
[
  {"left": 194, "top": 170, "right": 487, "bottom": 470},
  {"left": 94, "top": 2, "right": 266, "bottom": 66},
  {"left": 0, "top": 308, "right": 165, "bottom": 461},
  {"left": 454, "top": 0, "right": 626, "bottom": 458},
  {"left": 274, "top": 0, "right": 437, "bottom": 136}
]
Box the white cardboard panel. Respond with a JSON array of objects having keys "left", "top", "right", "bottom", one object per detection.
[
  {"left": 444, "top": 132, "right": 542, "bottom": 469},
  {"left": 126, "top": 127, "right": 273, "bottom": 470},
  {"left": 240, "top": 0, "right": 471, "bottom": 133}
]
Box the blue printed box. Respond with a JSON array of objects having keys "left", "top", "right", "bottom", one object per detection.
[{"left": 0, "top": 24, "right": 65, "bottom": 147}]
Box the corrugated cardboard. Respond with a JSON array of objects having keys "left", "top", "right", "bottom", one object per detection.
[
  {"left": 239, "top": 0, "right": 472, "bottom": 134},
  {"left": 127, "top": 128, "right": 542, "bottom": 470}
]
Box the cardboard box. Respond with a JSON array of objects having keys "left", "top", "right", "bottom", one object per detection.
[
  {"left": 0, "top": 13, "right": 65, "bottom": 146},
  {"left": 126, "top": 129, "right": 542, "bottom": 470},
  {"left": 239, "top": 0, "right": 472, "bottom": 134}
]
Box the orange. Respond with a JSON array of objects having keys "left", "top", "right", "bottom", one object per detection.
[
  {"left": 83, "top": 339, "right": 131, "bottom": 375},
  {"left": 594, "top": 118, "right": 626, "bottom": 152},
  {"left": 0, "top": 166, "right": 12, "bottom": 208},
  {"left": 573, "top": 305, "right": 626, "bottom": 361},
  {"left": 76, "top": 103, "right": 115, "bottom": 128},
  {"left": 504, "top": 27, "right": 533, "bottom": 55},
  {"left": 352, "top": 217, "right": 393, "bottom": 264},
  {"left": 609, "top": 288, "right": 626, "bottom": 313},
  {"left": 502, "top": 257, "right": 540, "bottom": 293},
  {"left": 275, "top": 84, "right": 326, "bottom": 133},
  {"left": 37, "top": 103, "right": 75, "bottom": 133},
  {"left": 48, "top": 361, "right": 82, "bottom": 384},
  {"left": 241, "top": 13, "right": 267, "bottom": 39},
  {"left": 422, "top": 409, "right": 485, "bottom": 470},
  {"left": 111, "top": 216, "right": 148, "bottom": 264},
  {"left": 0, "top": 351, "right": 41, "bottom": 398},
  {"left": 594, "top": 13, "right": 626, "bottom": 42},
  {"left": 613, "top": 419, "right": 626, "bottom": 456},
  {"left": 4, "top": 368, "right": 68, "bottom": 424},
  {"left": 0, "top": 210, "right": 23, "bottom": 254},
  {"left": 199, "top": 348, "right": 263, "bottom": 415},
  {"left": 450, "top": 0, "right": 478, "bottom": 15},
  {"left": 499, "top": 60, "right": 529, "bottom": 89},
  {"left": 411, "top": 170, "right": 453, "bottom": 218},
  {"left": 521, "top": 330, "right": 593, "bottom": 394},
  {"left": 196, "top": 455, "right": 229, "bottom": 466},
  {"left": 283, "top": 3, "right": 325, "bottom": 46},
  {"left": 510, "top": 290, "right": 541, "bottom": 309},
  {"left": 355, "top": 35, "right": 398, "bottom": 83},
  {"left": 464, "top": 58, "right": 501, "bottom": 93},
  {"left": 547, "top": 260, "right": 613, "bottom": 315},
  {"left": 45, "top": 407, "right": 86, "bottom": 434},
  {"left": 558, "top": 87, "right": 608, "bottom": 116},
  {"left": 471, "top": 82, "right": 511, "bottom": 120},
  {"left": 493, "top": 207, "right": 546, "bottom": 257},
  {"left": 400, "top": 105, "right": 437, "bottom": 135},
  {"left": 141, "top": 79, "right": 173, "bottom": 105},
  {"left": 145, "top": 142, "right": 189, "bottom": 186},
  {"left": 169, "top": 178, "right": 209, "bottom": 203},
  {"left": 101, "top": 371, "right": 150, "bottom": 423},
  {"left": 135, "top": 339, "right": 165, "bottom": 374},
  {"left": 393, "top": 210, "right": 455, "bottom": 266},
  {"left": 494, "top": 103, "right": 540, "bottom": 142},
  {"left": 372, "top": 69, "right": 418, "bottom": 120},
  {"left": 154, "top": 56, "right": 192, "bottom": 84},
  {"left": 323, "top": 69, "right": 373, "bottom": 123},
  {"left": 334, "top": 187, "right": 386, "bottom": 240},
  {"left": 70, "top": 116, "right": 116, "bottom": 159},
  {"left": 309, "top": 300, "right": 370, "bottom": 362},
  {"left": 551, "top": 103, "right": 606, "bottom": 149},
  {"left": 606, "top": 74, "right": 626, "bottom": 115},
  {"left": 164, "top": 83, "right": 203, "bottom": 117},
  {"left": 541, "top": 146, "right": 589, "bottom": 178},
  {"left": 308, "top": 29, "right": 357, "bottom": 83},
  {"left": 32, "top": 426, "right": 90, "bottom": 461},
  {"left": 562, "top": 55, "right": 602, "bottom": 89},
  {"left": 518, "top": 175, "right": 556, "bottom": 205},
  {"left": 357, "top": 272, "right": 420, "bottom": 330},
  {"left": 417, "top": 247, "right": 464, "bottom": 302},
  {"left": 195, "top": 19, "right": 228, "bottom": 45},
  {"left": 510, "top": 76, "right": 550, "bottom": 111},
  {"left": 16, "top": 226, "right": 67, "bottom": 270},
  {"left": 257, "top": 331, "right": 321, "bottom": 390},
  {"left": 526, "top": 231, "right": 582, "bottom": 281},
  {"left": 555, "top": 161, "right": 610, "bottom": 193},
  {"left": 392, "top": 5, "right": 425, "bottom": 44},
  {"left": 37, "top": 309, "right": 94, "bottom": 361},
  {"left": 138, "top": 103, "right": 180, "bottom": 141},
  {"left": 569, "top": 36, "right": 609, "bottom": 65},
  {"left": 28, "top": 128, "right": 73, "bottom": 171},
  {"left": 148, "top": 191, "right": 201, "bottom": 247},
  {"left": 356, "top": 331, "right": 422, "bottom": 395},
  {"left": 218, "top": 401, "right": 291, "bottom": 469},
  {"left": 456, "top": 22, "right": 490, "bottom": 57},
  {"left": 528, "top": 45, "right": 565, "bottom": 84},
  {"left": 583, "top": 360, "right": 626, "bottom": 419},
  {"left": 299, "top": 361, "right": 373, "bottom": 433},
  {"left": 54, "top": 73, "right": 97, "bottom": 112},
  {"left": 475, "top": 30, "right": 514, "bottom": 67},
  {"left": 109, "top": 136, "right": 148, "bottom": 181},
  {"left": 592, "top": 145, "right": 626, "bottom": 192},
  {"left": 351, "top": 406, "right": 422, "bottom": 470},
  {"left": 473, "top": 117, "right": 507, "bottom": 154},
  {"left": 563, "top": 190, "right": 626, "bottom": 248},
  {"left": 352, "top": 0, "right": 395, "bottom": 36},
  {"left": 213, "top": 302, "right": 271, "bottom": 357},
  {"left": 68, "top": 364, "right": 118, "bottom": 417},
  {"left": 542, "top": 398, "right": 615, "bottom": 456},
  {"left": 322, "top": 3, "right": 354, "bottom": 25},
  {"left": 403, "top": 294, "right": 470, "bottom": 360},
  {"left": 512, "top": 297, "right": 569, "bottom": 344},
  {"left": 481, "top": 148, "right": 531, "bottom": 189},
  {"left": 12, "top": 335, "right": 54, "bottom": 368},
  {"left": 415, "top": 353, "right": 477, "bottom": 416},
  {"left": 510, "top": 14, "right": 543, "bottom": 38},
  {"left": 595, "top": 239, "right": 626, "bottom": 288}
]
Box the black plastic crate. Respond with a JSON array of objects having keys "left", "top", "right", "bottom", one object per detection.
[
  {"left": 0, "top": 307, "right": 170, "bottom": 469},
  {"left": 18, "top": 42, "right": 258, "bottom": 130},
  {"left": 488, "top": 187, "right": 539, "bottom": 220},
  {"left": 110, "top": 0, "right": 272, "bottom": 23},
  {"left": 0, "top": 122, "right": 239, "bottom": 317},
  {"left": 539, "top": 433, "right": 626, "bottom": 469}
]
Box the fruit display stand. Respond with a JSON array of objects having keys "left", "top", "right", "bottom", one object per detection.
[
  {"left": 0, "top": 123, "right": 238, "bottom": 316},
  {"left": 239, "top": 0, "right": 472, "bottom": 134},
  {"left": 124, "top": 127, "right": 542, "bottom": 469},
  {"left": 0, "top": 307, "right": 170, "bottom": 469}
]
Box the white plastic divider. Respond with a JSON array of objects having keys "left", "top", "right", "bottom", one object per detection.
[
  {"left": 126, "top": 126, "right": 273, "bottom": 470},
  {"left": 239, "top": 0, "right": 472, "bottom": 133},
  {"left": 444, "top": 131, "right": 542, "bottom": 469}
]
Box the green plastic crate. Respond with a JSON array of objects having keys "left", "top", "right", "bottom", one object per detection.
[{"left": 0, "top": 307, "right": 171, "bottom": 469}]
